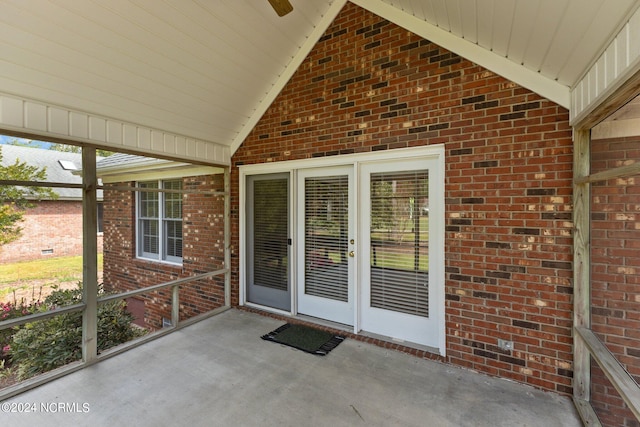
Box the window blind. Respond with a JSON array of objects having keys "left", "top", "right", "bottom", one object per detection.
[
  {"left": 163, "top": 180, "right": 183, "bottom": 259},
  {"left": 370, "top": 170, "right": 429, "bottom": 317},
  {"left": 252, "top": 178, "right": 289, "bottom": 291},
  {"left": 139, "top": 182, "right": 159, "bottom": 256},
  {"left": 138, "top": 180, "right": 183, "bottom": 262},
  {"left": 304, "top": 175, "right": 349, "bottom": 302}
]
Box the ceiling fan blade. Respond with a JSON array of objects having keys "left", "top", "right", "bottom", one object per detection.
[{"left": 268, "top": 0, "right": 293, "bottom": 17}]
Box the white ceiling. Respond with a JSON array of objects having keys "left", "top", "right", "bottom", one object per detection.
[
  {"left": 376, "top": 0, "right": 638, "bottom": 87},
  {"left": 0, "top": 0, "right": 638, "bottom": 153}
]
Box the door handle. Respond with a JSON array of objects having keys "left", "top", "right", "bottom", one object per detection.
[{"left": 349, "top": 251, "right": 355, "bottom": 257}]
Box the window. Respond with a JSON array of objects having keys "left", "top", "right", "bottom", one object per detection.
[
  {"left": 137, "top": 180, "right": 183, "bottom": 263},
  {"left": 97, "top": 202, "right": 104, "bottom": 233}
]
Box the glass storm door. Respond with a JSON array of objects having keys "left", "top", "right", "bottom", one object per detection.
[
  {"left": 360, "top": 159, "right": 441, "bottom": 348},
  {"left": 297, "top": 167, "right": 354, "bottom": 325},
  {"left": 246, "top": 174, "right": 290, "bottom": 311}
]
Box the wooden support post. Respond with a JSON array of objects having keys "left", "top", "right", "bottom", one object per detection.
[
  {"left": 82, "top": 147, "right": 98, "bottom": 364},
  {"left": 171, "top": 285, "right": 179, "bottom": 327},
  {"left": 573, "top": 129, "right": 591, "bottom": 401},
  {"left": 224, "top": 167, "right": 231, "bottom": 307}
]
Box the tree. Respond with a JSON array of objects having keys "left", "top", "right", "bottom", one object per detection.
[
  {"left": 3, "top": 137, "right": 47, "bottom": 149},
  {"left": 0, "top": 146, "right": 57, "bottom": 245},
  {"left": 49, "top": 143, "right": 113, "bottom": 157}
]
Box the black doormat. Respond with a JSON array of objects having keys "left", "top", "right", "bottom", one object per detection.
[{"left": 261, "top": 323, "right": 346, "bottom": 356}]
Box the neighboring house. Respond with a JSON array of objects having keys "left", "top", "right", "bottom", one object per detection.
[
  {"left": 0, "top": 145, "right": 103, "bottom": 263},
  {"left": 96, "top": 153, "right": 225, "bottom": 328}
]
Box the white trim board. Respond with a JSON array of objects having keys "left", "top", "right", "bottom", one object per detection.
[
  {"left": 0, "top": 92, "right": 230, "bottom": 166},
  {"left": 238, "top": 145, "right": 444, "bottom": 175}
]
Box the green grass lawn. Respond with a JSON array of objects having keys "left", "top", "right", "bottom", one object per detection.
[
  {"left": 0, "top": 254, "right": 103, "bottom": 284},
  {"left": 370, "top": 251, "right": 428, "bottom": 271}
]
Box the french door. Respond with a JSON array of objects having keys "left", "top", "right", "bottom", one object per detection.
[
  {"left": 296, "top": 166, "right": 355, "bottom": 325},
  {"left": 242, "top": 146, "right": 445, "bottom": 352},
  {"left": 359, "top": 159, "right": 443, "bottom": 348}
]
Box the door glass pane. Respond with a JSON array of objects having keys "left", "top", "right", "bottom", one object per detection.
[
  {"left": 304, "top": 176, "right": 348, "bottom": 301},
  {"left": 253, "top": 179, "right": 288, "bottom": 291},
  {"left": 370, "top": 170, "right": 429, "bottom": 317}
]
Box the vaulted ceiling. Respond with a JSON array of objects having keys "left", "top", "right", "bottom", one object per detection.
[{"left": 1, "top": 0, "right": 638, "bottom": 154}]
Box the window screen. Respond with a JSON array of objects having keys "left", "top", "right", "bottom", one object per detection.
[{"left": 252, "top": 178, "right": 289, "bottom": 291}]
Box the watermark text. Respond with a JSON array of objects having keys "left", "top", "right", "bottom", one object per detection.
[{"left": 1, "top": 401, "right": 90, "bottom": 413}]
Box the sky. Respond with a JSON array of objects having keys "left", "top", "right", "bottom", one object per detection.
[{"left": 0, "top": 134, "right": 51, "bottom": 148}]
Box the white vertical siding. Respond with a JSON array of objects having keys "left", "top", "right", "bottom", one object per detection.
[
  {"left": 571, "top": 6, "right": 640, "bottom": 125},
  {"left": 0, "top": 93, "right": 230, "bottom": 166}
]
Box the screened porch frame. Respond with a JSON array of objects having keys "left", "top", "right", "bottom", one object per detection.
[
  {"left": 0, "top": 146, "right": 231, "bottom": 401},
  {"left": 572, "top": 71, "right": 640, "bottom": 425}
]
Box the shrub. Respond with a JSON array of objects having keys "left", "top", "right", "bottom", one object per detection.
[
  {"left": 0, "top": 299, "right": 39, "bottom": 364},
  {"left": 10, "top": 284, "right": 145, "bottom": 380}
]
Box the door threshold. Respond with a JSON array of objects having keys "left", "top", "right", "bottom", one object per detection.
[
  {"left": 242, "top": 305, "right": 444, "bottom": 359},
  {"left": 243, "top": 304, "right": 353, "bottom": 333},
  {"left": 244, "top": 302, "right": 292, "bottom": 318},
  {"left": 294, "top": 313, "right": 353, "bottom": 334},
  {"left": 358, "top": 330, "right": 441, "bottom": 355}
]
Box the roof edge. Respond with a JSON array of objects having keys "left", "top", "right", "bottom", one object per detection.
[
  {"left": 350, "top": 0, "right": 570, "bottom": 110},
  {"left": 230, "top": 0, "right": 349, "bottom": 156},
  {"left": 230, "top": 0, "right": 572, "bottom": 157}
]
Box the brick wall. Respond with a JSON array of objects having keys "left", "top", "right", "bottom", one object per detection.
[
  {"left": 0, "top": 200, "right": 103, "bottom": 263},
  {"left": 103, "top": 175, "right": 225, "bottom": 329},
  {"left": 231, "top": 3, "right": 574, "bottom": 394},
  {"left": 590, "top": 135, "right": 640, "bottom": 427}
]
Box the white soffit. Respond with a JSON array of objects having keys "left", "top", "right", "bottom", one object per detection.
[
  {"left": 353, "top": 0, "right": 638, "bottom": 110},
  {"left": 229, "top": 0, "right": 348, "bottom": 153},
  {"left": 571, "top": 4, "right": 640, "bottom": 126},
  {"left": 0, "top": 0, "right": 339, "bottom": 151}
]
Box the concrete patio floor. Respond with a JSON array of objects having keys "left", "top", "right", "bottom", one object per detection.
[{"left": 2, "top": 309, "right": 581, "bottom": 426}]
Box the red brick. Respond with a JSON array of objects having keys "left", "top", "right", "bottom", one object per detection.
[
  {"left": 230, "top": 3, "right": 574, "bottom": 397},
  {"left": 0, "top": 200, "right": 103, "bottom": 263},
  {"left": 103, "top": 175, "right": 225, "bottom": 329}
]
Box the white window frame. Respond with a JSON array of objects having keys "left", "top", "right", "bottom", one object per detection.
[{"left": 136, "top": 179, "right": 183, "bottom": 265}]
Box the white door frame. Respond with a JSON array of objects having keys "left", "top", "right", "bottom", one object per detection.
[
  {"left": 296, "top": 166, "right": 355, "bottom": 325},
  {"left": 358, "top": 157, "right": 445, "bottom": 353},
  {"left": 239, "top": 145, "right": 445, "bottom": 354}
]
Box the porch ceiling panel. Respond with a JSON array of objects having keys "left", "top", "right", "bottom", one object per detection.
[
  {"left": 0, "top": 0, "right": 638, "bottom": 154},
  {"left": 375, "top": 0, "right": 638, "bottom": 88},
  {"left": 0, "top": 0, "right": 337, "bottom": 146}
]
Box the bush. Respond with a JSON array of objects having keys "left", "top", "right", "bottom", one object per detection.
[
  {"left": 1, "top": 299, "right": 40, "bottom": 363},
  {"left": 10, "top": 285, "right": 145, "bottom": 380}
]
